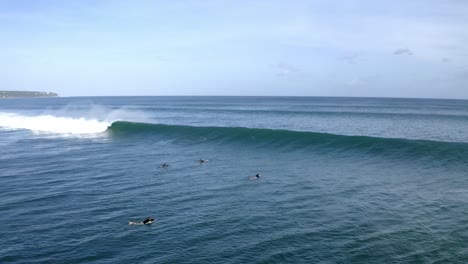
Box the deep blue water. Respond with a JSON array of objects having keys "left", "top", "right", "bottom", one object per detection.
[{"left": 1, "top": 96, "right": 468, "bottom": 263}]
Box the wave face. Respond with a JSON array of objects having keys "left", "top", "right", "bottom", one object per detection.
[
  {"left": 108, "top": 121, "right": 468, "bottom": 164},
  {"left": 0, "top": 112, "right": 110, "bottom": 134}
]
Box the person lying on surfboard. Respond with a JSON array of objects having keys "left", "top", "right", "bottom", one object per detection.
[
  {"left": 249, "top": 173, "right": 261, "bottom": 180},
  {"left": 129, "top": 217, "right": 155, "bottom": 225}
]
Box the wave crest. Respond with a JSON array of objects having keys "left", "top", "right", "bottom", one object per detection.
[{"left": 107, "top": 121, "right": 468, "bottom": 164}]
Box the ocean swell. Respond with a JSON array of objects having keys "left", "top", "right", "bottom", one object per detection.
[{"left": 107, "top": 121, "right": 468, "bottom": 164}]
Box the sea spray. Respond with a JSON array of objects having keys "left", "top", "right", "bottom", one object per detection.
[
  {"left": 0, "top": 104, "right": 153, "bottom": 135},
  {"left": 39, "top": 103, "right": 153, "bottom": 125}
]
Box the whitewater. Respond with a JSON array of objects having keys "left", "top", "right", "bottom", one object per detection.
[{"left": 0, "top": 112, "right": 110, "bottom": 134}]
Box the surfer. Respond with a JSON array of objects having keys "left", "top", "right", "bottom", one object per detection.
[
  {"left": 249, "top": 173, "right": 261, "bottom": 180},
  {"left": 159, "top": 163, "right": 170, "bottom": 168},
  {"left": 128, "top": 217, "right": 155, "bottom": 225},
  {"left": 143, "top": 217, "right": 155, "bottom": 225},
  {"left": 198, "top": 159, "right": 208, "bottom": 164}
]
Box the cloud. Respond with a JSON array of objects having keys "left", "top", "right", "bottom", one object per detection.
[
  {"left": 346, "top": 76, "right": 364, "bottom": 86},
  {"left": 275, "top": 63, "right": 300, "bottom": 77},
  {"left": 345, "top": 75, "right": 379, "bottom": 87},
  {"left": 441, "top": 57, "right": 450, "bottom": 63},
  {"left": 341, "top": 54, "right": 359, "bottom": 64},
  {"left": 276, "top": 6, "right": 468, "bottom": 61},
  {"left": 393, "top": 48, "right": 412, "bottom": 55}
]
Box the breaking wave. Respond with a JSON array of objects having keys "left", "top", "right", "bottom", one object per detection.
[{"left": 0, "top": 112, "right": 110, "bottom": 134}]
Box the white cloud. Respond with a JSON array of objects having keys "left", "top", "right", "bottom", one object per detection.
[
  {"left": 393, "top": 48, "right": 412, "bottom": 56},
  {"left": 270, "top": 8, "right": 468, "bottom": 61},
  {"left": 342, "top": 54, "right": 359, "bottom": 64},
  {"left": 275, "top": 63, "right": 300, "bottom": 77}
]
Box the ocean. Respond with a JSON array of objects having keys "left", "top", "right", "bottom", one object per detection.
[{"left": 1, "top": 96, "right": 468, "bottom": 263}]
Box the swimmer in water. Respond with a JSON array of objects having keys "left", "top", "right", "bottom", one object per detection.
[
  {"left": 159, "top": 163, "right": 170, "bottom": 168},
  {"left": 129, "top": 217, "right": 155, "bottom": 225},
  {"left": 198, "top": 159, "right": 208, "bottom": 164},
  {"left": 143, "top": 217, "right": 155, "bottom": 225},
  {"left": 249, "top": 173, "right": 261, "bottom": 180}
]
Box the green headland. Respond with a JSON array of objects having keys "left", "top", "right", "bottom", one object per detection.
[{"left": 0, "top": 91, "right": 58, "bottom": 98}]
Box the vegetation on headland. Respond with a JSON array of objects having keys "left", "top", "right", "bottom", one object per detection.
[{"left": 0, "top": 91, "right": 58, "bottom": 98}]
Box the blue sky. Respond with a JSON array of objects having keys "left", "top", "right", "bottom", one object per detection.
[{"left": 1, "top": 0, "right": 468, "bottom": 98}]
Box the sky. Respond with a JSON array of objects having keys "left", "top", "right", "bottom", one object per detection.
[{"left": 1, "top": 0, "right": 468, "bottom": 98}]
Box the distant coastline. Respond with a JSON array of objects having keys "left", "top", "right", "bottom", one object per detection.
[{"left": 0, "top": 91, "right": 58, "bottom": 98}]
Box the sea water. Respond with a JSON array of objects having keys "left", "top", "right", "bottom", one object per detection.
[{"left": 1, "top": 96, "right": 468, "bottom": 263}]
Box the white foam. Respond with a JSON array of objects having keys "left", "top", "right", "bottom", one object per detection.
[{"left": 0, "top": 112, "right": 111, "bottom": 134}]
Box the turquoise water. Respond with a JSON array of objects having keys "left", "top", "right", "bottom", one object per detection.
[{"left": 1, "top": 96, "right": 468, "bottom": 263}]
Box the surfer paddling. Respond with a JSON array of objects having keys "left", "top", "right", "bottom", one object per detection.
[
  {"left": 129, "top": 217, "right": 156, "bottom": 225},
  {"left": 143, "top": 217, "right": 155, "bottom": 225},
  {"left": 249, "top": 173, "right": 261, "bottom": 180},
  {"left": 159, "top": 163, "right": 170, "bottom": 168},
  {"left": 198, "top": 159, "right": 208, "bottom": 164}
]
